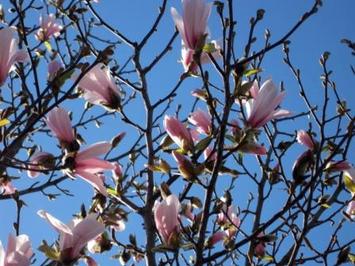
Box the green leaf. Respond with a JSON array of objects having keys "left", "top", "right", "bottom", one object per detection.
[
  {"left": 262, "top": 255, "right": 274, "bottom": 262},
  {"left": 203, "top": 42, "right": 217, "bottom": 53},
  {"left": 56, "top": 69, "right": 75, "bottom": 88},
  {"left": 107, "top": 187, "right": 119, "bottom": 197},
  {"left": 146, "top": 161, "right": 170, "bottom": 174},
  {"left": 195, "top": 136, "right": 212, "bottom": 153},
  {"left": 38, "top": 241, "right": 60, "bottom": 261},
  {"left": 321, "top": 203, "right": 331, "bottom": 209},
  {"left": 0, "top": 118, "right": 9, "bottom": 127},
  {"left": 348, "top": 253, "right": 355, "bottom": 263},
  {"left": 44, "top": 41, "right": 52, "bottom": 52},
  {"left": 243, "top": 68, "right": 262, "bottom": 77},
  {"left": 344, "top": 174, "right": 355, "bottom": 193}
]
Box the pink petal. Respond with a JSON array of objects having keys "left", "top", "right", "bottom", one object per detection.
[
  {"left": 188, "top": 109, "right": 211, "bottom": 135},
  {"left": 112, "top": 162, "right": 123, "bottom": 180},
  {"left": 0, "top": 242, "right": 5, "bottom": 266},
  {"left": 346, "top": 200, "right": 355, "bottom": 218},
  {"left": 77, "top": 64, "right": 120, "bottom": 108},
  {"left": 1, "top": 181, "right": 16, "bottom": 195},
  {"left": 154, "top": 195, "right": 181, "bottom": 244},
  {"left": 70, "top": 214, "right": 105, "bottom": 259},
  {"left": 249, "top": 80, "right": 259, "bottom": 98},
  {"left": 45, "top": 107, "right": 74, "bottom": 143},
  {"left": 84, "top": 256, "right": 98, "bottom": 266},
  {"left": 75, "top": 170, "right": 108, "bottom": 196},
  {"left": 8, "top": 234, "right": 33, "bottom": 262},
  {"left": 76, "top": 142, "right": 111, "bottom": 161},
  {"left": 164, "top": 115, "right": 193, "bottom": 151},
  {"left": 209, "top": 231, "right": 226, "bottom": 246},
  {"left": 270, "top": 108, "right": 292, "bottom": 120},
  {"left": 76, "top": 158, "right": 115, "bottom": 173},
  {"left": 345, "top": 168, "right": 355, "bottom": 182},
  {"left": 37, "top": 210, "right": 73, "bottom": 235},
  {"left": 296, "top": 130, "right": 314, "bottom": 150},
  {"left": 11, "top": 50, "right": 28, "bottom": 64},
  {"left": 171, "top": 8, "right": 187, "bottom": 47},
  {"left": 0, "top": 27, "right": 28, "bottom": 86}
]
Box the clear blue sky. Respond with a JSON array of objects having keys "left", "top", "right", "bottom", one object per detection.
[{"left": 0, "top": 0, "right": 354, "bottom": 265}]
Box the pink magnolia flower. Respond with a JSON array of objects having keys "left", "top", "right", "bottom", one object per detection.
[
  {"left": 217, "top": 205, "right": 241, "bottom": 238},
  {"left": 230, "top": 119, "right": 242, "bottom": 136},
  {"left": 163, "top": 115, "right": 194, "bottom": 151},
  {"left": 208, "top": 231, "right": 226, "bottom": 247},
  {"left": 254, "top": 233, "right": 266, "bottom": 258},
  {"left": 35, "top": 14, "right": 63, "bottom": 41},
  {"left": 112, "top": 162, "right": 123, "bottom": 180},
  {"left": 346, "top": 197, "right": 355, "bottom": 219},
  {"left": 164, "top": 115, "right": 194, "bottom": 151},
  {"left": 343, "top": 168, "right": 355, "bottom": 192},
  {"left": 209, "top": 205, "right": 241, "bottom": 246},
  {"left": 27, "top": 151, "right": 55, "bottom": 178},
  {"left": 181, "top": 45, "right": 220, "bottom": 73},
  {"left": 0, "top": 27, "right": 28, "bottom": 86},
  {"left": 83, "top": 256, "right": 98, "bottom": 266},
  {"left": 189, "top": 128, "right": 200, "bottom": 143},
  {"left": 45, "top": 107, "right": 75, "bottom": 146},
  {"left": 228, "top": 119, "right": 267, "bottom": 155},
  {"left": 325, "top": 160, "right": 351, "bottom": 172},
  {"left": 344, "top": 168, "right": 355, "bottom": 182},
  {"left": 87, "top": 236, "right": 103, "bottom": 254},
  {"left": 297, "top": 130, "right": 315, "bottom": 150},
  {"left": 0, "top": 180, "right": 16, "bottom": 195},
  {"left": 240, "top": 143, "right": 267, "bottom": 155},
  {"left": 204, "top": 146, "right": 217, "bottom": 161},
  {"left": 181, "top": 47, "right": 195, "bottom": 72},
  {"left": 191, "top": 89, "right": 207, "bottom": 101},
  {"left": 188, "top": 109, "right": 212, "bottom": 135},
  {"left": 101, "top": 210, "right": 126, "bottom": 232},
  {"left": 37, "top": 210, "right": 105, "bottom": 264},
  {"left": 77, "top": 64, "right": 121, "bottom": 111},
  {"left": 182, "top": 202, "right": 195, "bottom": 222},
  {"left": 0, "top": 234, "right": 33, "bottom": 266},
  {"left": 171, "top": 0, "right": 211, "bottom": 50},
  {"left": 153, "top": 194, "right": 181, "bottom": 247},
  {"left": 245, "top": 80, "right": 291, "bottom": 128},
  {"left": 48, "top": 59, "right": 63, "bottom": 81},
  {"left": 181, "top": 41, "right": 221, "bottom": 72},
  {"left": 70, "top": 142, "right": 115, "bottom": 196},
  {"left": 172, "top": 151, "right": 195, "bottom": 180}
]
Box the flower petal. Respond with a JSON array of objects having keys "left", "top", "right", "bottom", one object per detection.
[
  {"left": 37, "top": 210, "right": 73, "bottom": 235},
  {"left": 76, "top": 142, "right": 111, "bottom": 161},
  {"left": 75, "top": 170, "right": 108, "bottom": 196}
]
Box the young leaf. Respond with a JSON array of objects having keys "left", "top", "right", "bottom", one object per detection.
[
  {"left": 44, "top": 41, "right": 52, "bottom": 52},
  {"left": 262, "top": 255, "right": 274, "bottom": 262},
  {"left": 244, "top": 68, "right": 262, "bottom": 77},
  {"left": 195, "top": 136, "right": 212, "bottom": 153},
  {"left": 203, "top": 42, "right": 217, "bottom": 53},
  {"left": 344, "top": 174, "right": 355, "bottom": 193},
  {"left": 38, "top": 241, "right": 60, "bottom": 261},
  {"left": 0, "top": 118, "right": 9, "bottom": 127}
]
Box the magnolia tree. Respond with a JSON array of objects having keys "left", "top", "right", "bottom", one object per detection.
[{"left": 0, "top": 0, "right": 354, "bottom": 265}]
